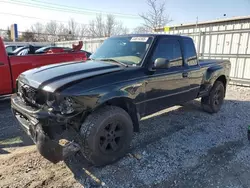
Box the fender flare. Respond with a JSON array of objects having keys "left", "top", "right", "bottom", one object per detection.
[
  {"left": 94, "top": 91, "right": 140, "bottom": 132},
  {"left": 205, "top": 65, "right": 224, "bottom": 86}
]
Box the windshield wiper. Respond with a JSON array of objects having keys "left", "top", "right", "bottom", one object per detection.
[{"left": 98, "top": 58, "right": 128, "bottom": 67}]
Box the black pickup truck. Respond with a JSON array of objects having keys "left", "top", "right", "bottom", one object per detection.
[{"left": 11, "top": 34, "right": 231, "bottom": 166}]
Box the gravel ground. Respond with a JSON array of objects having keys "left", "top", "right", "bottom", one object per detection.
[{"left": 0, "top": 85, "right": 250, "bottom": 188}]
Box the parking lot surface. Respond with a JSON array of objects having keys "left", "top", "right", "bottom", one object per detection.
[{"left": 0, "top": 85, "right": 250, "bottom": 188}]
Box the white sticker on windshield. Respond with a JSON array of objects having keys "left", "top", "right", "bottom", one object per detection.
[{"left": 130, "top": 37, "right": 149, "bottom": 42}]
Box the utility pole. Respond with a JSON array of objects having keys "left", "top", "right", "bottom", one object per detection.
[{"left": 195, "top": 16, "right": 199, "bottom": 33}]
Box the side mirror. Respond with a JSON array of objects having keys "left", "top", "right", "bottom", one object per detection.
[{"left": 154, "top": 58, "right": 170, "bottom": 69}]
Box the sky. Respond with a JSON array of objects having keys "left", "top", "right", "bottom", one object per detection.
[{"left": 0, "top": 0, "right": 250, "bottom": 32}]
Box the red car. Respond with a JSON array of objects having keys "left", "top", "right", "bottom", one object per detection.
[{"left": 0, "top": 37, "right": 87, "bottom": 96}]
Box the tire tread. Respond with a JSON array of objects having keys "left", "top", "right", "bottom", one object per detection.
[
  {"left": 80, "top": 106, "right": 133, "bottom": 166},
  {"left": 201, "top": 81, "right": 225, "bottom": 114}
]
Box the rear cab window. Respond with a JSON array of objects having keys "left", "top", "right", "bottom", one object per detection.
[{"left": 182, "top": 38, "right": 198, "bottom": 66}]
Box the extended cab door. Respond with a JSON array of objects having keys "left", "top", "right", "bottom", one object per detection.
[
  {"left": 144, "top": 37, "right": 190, "bottom": 115},
  {"left": 182, "top": 37, "right": 204, "bottom": 99}
]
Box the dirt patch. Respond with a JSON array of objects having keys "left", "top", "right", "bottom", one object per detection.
[{"left": 0, "top": 146, "right": 82, "bottom": 188}]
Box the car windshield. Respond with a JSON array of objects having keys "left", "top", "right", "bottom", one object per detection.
[
  {"left": 90, "top": 36, "right": 153, "bottom": 66},
  {"left": 17, "top": 49, "right": 29, "bottom": 56},
  {"left": 13, "top": 46, "right": 26, "bottom": 53}
]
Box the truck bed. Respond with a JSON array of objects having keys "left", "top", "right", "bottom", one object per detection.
[
  {"left": 199, "top": 59, "right": 229, "bottom": 67},
  {"left": 199, "top": 59, "right": 223, "bottom": 64}
]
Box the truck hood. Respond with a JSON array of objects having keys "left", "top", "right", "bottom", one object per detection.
[{"left": 18, "top": 60, "right": 124, "bottom": 92}]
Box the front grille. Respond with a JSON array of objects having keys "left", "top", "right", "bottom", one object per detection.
[
  {"left": 18, "top": 82, "right": 46, "bottom": 106},
  {"left": 21, "top": 85, "right": 38, "bottom": 105}
]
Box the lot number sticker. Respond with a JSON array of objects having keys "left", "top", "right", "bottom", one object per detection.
[{"left": 130, "top": 37, "right": 149, "bottom": 42}]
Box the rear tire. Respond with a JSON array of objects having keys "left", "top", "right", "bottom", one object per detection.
[
  {"left": 201, "top": 81, "right": 225, "bottom": 113},
  {"left": 80, "top": 106, "right": 133, "bottom": 166}
]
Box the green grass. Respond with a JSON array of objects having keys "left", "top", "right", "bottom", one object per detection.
[{"left": 0, "top": 136, "right": 23, "bottom": 145}]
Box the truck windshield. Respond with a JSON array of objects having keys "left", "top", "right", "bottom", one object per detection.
[{"left": 90, "top": 36, "right": 153, "bottom": 66}]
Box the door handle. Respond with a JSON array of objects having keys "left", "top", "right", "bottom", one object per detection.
[
  {"left": 0, "top": 62, "right": 4, "bottom": 66},
  {"left": 182, "top": 72, "right": 188, "bottom": 78}
]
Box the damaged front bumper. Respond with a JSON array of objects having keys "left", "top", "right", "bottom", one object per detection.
[{"left": 11, "top": 94, "right": 80, "bottom": 163}]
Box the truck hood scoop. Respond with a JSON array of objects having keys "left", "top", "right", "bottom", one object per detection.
[{"left": 18, "top": 61, "right": 123, "bottom": 92}]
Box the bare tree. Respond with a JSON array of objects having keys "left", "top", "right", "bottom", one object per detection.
[
  {"left": 0, "top": 30, "right": 4, "bottom": 39},
  {"left": 68, "top": 18, "right": 79, "bottom": 40},
  {"left": 45, "top": 21, "right": 59, "bottom": 41},
  {"left": 45, "top": 21, "right": 58, "bottom": 35},
  {"left": 88, "top": 15, "right": 102, "bottom": 37},
  {"left": 88, "top": 21, "right": 97, "bottom": 37},
  {"left": 112, "top": 21, "right": 129, "bottom": 35},
  {"left": 57, "top": 23, "right": 70, "bottom": 41},
  {"left": 139, "top": 0, "right": 171, "bottom": 31},
  {"left": 94, "top": 14, "right": 105, "bottom": 37},
  {"left": 88, "top": 14, "right": 129, "bottom": 37},
  {"left": 133, "top": 26, "right": 149, "bottom": 34},
  {"left": 22, "top": 30, "right": 35, "bottom": 42},
  {"left": 31, "top": 22, "right": 44, "bottom": 41},
  {"left": 0, "top": 28, "right": 10, "bottom": 41},
  {"left": 105, "top": 14, "right": 116, "bottom": 37},
  {"left": 78, "top": 24, "right": 89, "bottom": 39},
  {"left": 5, "top": 27, "right": 11, "bottom": 41}
]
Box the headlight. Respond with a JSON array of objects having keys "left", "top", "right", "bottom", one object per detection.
[
  {"left": 17, "top": 80, "right": 24, "bottom": 93},
  {"left": 59, "top": 97, "right": 75, "bottom": 115}
]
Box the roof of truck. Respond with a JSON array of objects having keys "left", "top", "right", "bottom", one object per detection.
[{"left": 111, "top": 34, "right": 191, "bottom": 39}]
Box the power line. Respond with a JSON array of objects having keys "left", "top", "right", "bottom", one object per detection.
[
  {"left": 0, "top": 12, "right": 133, "bottom": 38},
  {"left": 32, "top": 0, "right": 139, "bottom": 18},
  {"left": 0, "top": 12, "right": 90, "bottom": 25},
  {"left": 1, "top": 0, "right": 140, "bottom": 19},
  {"left": 1, "top": 0, "right": 98, "bottom": 17}
]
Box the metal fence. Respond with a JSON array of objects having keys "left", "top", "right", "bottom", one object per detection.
[
  {"left": 55, "top": 37, "right": 107, "bottom": 53},
  {"left": 4, "top": 41, "right": 53, "bottom": 46}
]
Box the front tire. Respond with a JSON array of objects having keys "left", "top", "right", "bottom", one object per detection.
[
  {"left": 80, "top": 106, "right": 133, "bottom": 166},
  {"left": 201, "top": 81, "right": 225, "bottom": 113}
]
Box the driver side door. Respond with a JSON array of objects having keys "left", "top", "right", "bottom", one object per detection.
[{"left": 144, "top": 37, "right": 190, "bottom": 115}]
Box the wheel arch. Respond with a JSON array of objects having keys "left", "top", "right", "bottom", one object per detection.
[
  {"left": 205, "top": 63, "right": 228, "bottom": 88},
  {"left": 94, "top": 97, "right": 140, "bottom": 132},
  {"left": 213, "top": 75, "right": 227, "bottom": 96},
  {"left": 215, "top": 75, "right": 227, "bottom": 87}
]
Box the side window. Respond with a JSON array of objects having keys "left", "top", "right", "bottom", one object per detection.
[
  {"left": 6, "top": 47, "right": 12, "bottom": 53},
  {"left": 183, "top": 38, "right": 198, "bottom": 66},
  {"left": 151, "top": 38, "right": 183, "bottom": 68}
]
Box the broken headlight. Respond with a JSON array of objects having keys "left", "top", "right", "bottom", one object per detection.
[{"left": 59, "top": 97, "right": 75, "bottom": 115}]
